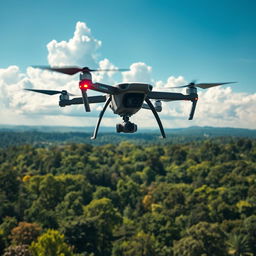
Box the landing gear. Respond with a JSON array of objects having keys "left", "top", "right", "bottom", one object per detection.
[{"left": 116, "top": 116, "right": 137, "bottom": 133}]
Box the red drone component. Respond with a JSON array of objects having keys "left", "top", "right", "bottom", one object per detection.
[{"left": 79, "top": 79, "right": 93, "bottom": 90}]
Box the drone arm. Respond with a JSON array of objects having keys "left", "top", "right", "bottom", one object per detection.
[
  {"left": 148, "top": 91, "right": 195, "bottom": 101},
  {"left": 59, "top": 95, "right": 106, "bottom": 107},
  {"left": 92, "top": 83, "right": 119, "bottom": 95},
  {"left": 91, "top": 97, "right": 111, "bottom": 140},
  {"left": 145, "top": 97, "right": 166, "bottom": 138},
  {"left": 88, "top": 95, "right": 107, "bottom": 104}
]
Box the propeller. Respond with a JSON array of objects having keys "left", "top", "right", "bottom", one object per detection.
[
  {"left": 170, "top": 81, "right": 236, "bottom": 89},
  {"left": 25, "top": 89, "right": 75, "bottom": 96},
  {"left": 166, "top": 81, "right": 235, "bottom": 121},
  {"left": 32, "top": 66, "right": 130, "bottom": 75}
]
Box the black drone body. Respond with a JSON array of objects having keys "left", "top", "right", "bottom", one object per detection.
[{"left": 25, "top": 66, "right": 235, "bottom": 139}]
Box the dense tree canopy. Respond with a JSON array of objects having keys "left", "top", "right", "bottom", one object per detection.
[{"left": 0, "top": 137, "right": 256, "bottom": 255}]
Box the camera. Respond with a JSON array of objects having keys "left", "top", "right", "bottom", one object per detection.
[{"left": 116, "top": 121, "right": 137, "bottom": 133}]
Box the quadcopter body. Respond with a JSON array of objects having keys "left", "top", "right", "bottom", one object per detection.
[{"left": 26, "top": 66, "right": 234, "bottom": 139}]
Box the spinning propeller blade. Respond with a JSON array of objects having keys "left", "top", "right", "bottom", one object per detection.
[
  {"left": 89, "top": 68, "right": 130, "bottom": 72},
  {"left": 170, "top": 81, "right": 236, "bottom": 89},
  {"left": 33, "top": 66, "right": 84, "bottom": 75},
  {"left": 194, "top": 82, "right": 236, "bottom": 89},
  {"left": 25, "top": 89, "right": 75, "bottom": 96},
  {"left": 32, "top": 66, "right": 129, "bottom": 75}
]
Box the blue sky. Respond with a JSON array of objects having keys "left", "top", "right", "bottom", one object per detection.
[
  {"left": 0, "top": 0, "right": 255, "bottom": 129},
  {"left": 1, "top": 0, "right": 255, "bottom": 92}
]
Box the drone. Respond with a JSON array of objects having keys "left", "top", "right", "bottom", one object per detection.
[{"left": 25, "top": 66, "right": 234, "bottom": 139}]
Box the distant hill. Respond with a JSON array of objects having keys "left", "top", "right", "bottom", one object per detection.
[
  {"left": 165, "top": 126, "right": 256, "bottom": 137},
  {"left": 0, "top": 125, "right": 255, "bottom": 148},
  {"left": 1, "top": 124, "right": 256, "bottom": 136}
]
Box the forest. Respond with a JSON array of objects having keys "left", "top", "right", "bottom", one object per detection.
[
  {"left": 0, "top": 137, "right": 256, "bottom": 255},
  {"left": 1, "top": 126, "right": 256, "bottom": 148}
]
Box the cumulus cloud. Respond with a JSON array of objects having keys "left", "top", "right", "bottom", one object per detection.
[
  {"left": 0, "top": 22, "right": 110, "bottom": 122},
  {"left": 193, "top": 87, "right": 256, "bottom": 128},
  {"left": 0, "top": 21, "right": 255, "bottom": 129},
  {"left": 92, "top": 58, "right": 119, "bottom": 84},
  {"left": 155, "top": 76, "right": 186, "bottom": 89},
  {"left": 122, "top": 62, "right": 152, "bottom": 83},
  {"left": 47, "top": 21, "right": 102, "bottom": 67}
]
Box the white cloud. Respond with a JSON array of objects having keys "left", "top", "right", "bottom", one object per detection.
[
  {"left": 122, "top": 62, "right": 152, "bottom": 83},
  {"left": 155, "top": 75, "right": 186, "bottom": 89},
  {"left": 153, "top": 75, "right": 186, "bottom": 93},
  {"left": 193, "top": 87, "right": 256, "bottom": 128},
  {"left": 0, "top": 21, "right": 109, "bottom": 119},
  {"left": 0, "top": 21, "right": 255, "bottom": 130},
  {"left": 0, "top": 66, "right": 28, "bottom": 109},
  {"left": 47, "top": 21, "right": 102, "bottom": 67},
  {"left": 92, "top": 58, "right": 119, "bottom": 84}
]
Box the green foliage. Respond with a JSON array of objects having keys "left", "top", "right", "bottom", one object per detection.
[
  {"left": 61, "top": 216, "right": 98, "bottom": 254},
  {"left": 173, "top": 236, "right": 205, "bottom": 256},
  {"left": 55, "top": 191, "right": 84, "bottom": 221},
  {"left": 0, "top": 165, "right": 20, "bottom": 202},
  {"left": 226, "top": 233, "right": 250, "bottom": 256},
  {"left": 30, "top": 229, "right": 74, "bottom": 256},
  {"left": 24, "top": 174, "right": 92, "bottom": 228},
  {"left": 83, "top": 198, "right": 122, "bottom": 256},
  {"left": 0, "top": 217, "right": 17, "bottom": 251},
  {"left": 0, "top": 138, "right": 256, "bottom": 255},
  {"left": 84, "top": 198, "right": 122, "bottom": 232},
  {"left": 173, "top": 222, "right": 228, "bottom": 256},
  {"left": 242, "top": 215, "right": 256, "bottom": 254},
  {"left": 0, "top": 229, "right": 5, "bottom": 255},
  {"left": 116, "top": 178, "right": 142, "bottom": 210},
  {"left": 112, "top": 231, "right": 158, "bottom": 256}
]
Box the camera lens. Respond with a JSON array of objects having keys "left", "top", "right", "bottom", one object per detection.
[
  {"left": 116, "top": 121, "right": 137, "bottom": 133},
  {"left": 116, "top": 124, "right": 123, "bottom": 133}
]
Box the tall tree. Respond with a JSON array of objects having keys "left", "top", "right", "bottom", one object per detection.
[
  {"left": 226, "top": 233, "right": 250, "bottom": 256},
  {"left": 30, "top": 229, "right": 74, "bottom": 256},
  {"left": 173, "top": 222, "right": 228, "bottom": 256},
  {"left": 10, "top": 222, "right": 41, "bottom": 245}
]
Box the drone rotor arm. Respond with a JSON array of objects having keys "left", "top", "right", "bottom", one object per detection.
[
  {"left": 59, "top": 95, "right": 106, "bottom": 107},
  {"left": 88, "top": 95, "right": 107, "bottom": 104},
  {"left": 92, "top": 82, "right": 119, "bottom": 94},
  {"left": 148, "top": 91, "right": 192, "bottom": 101}
]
